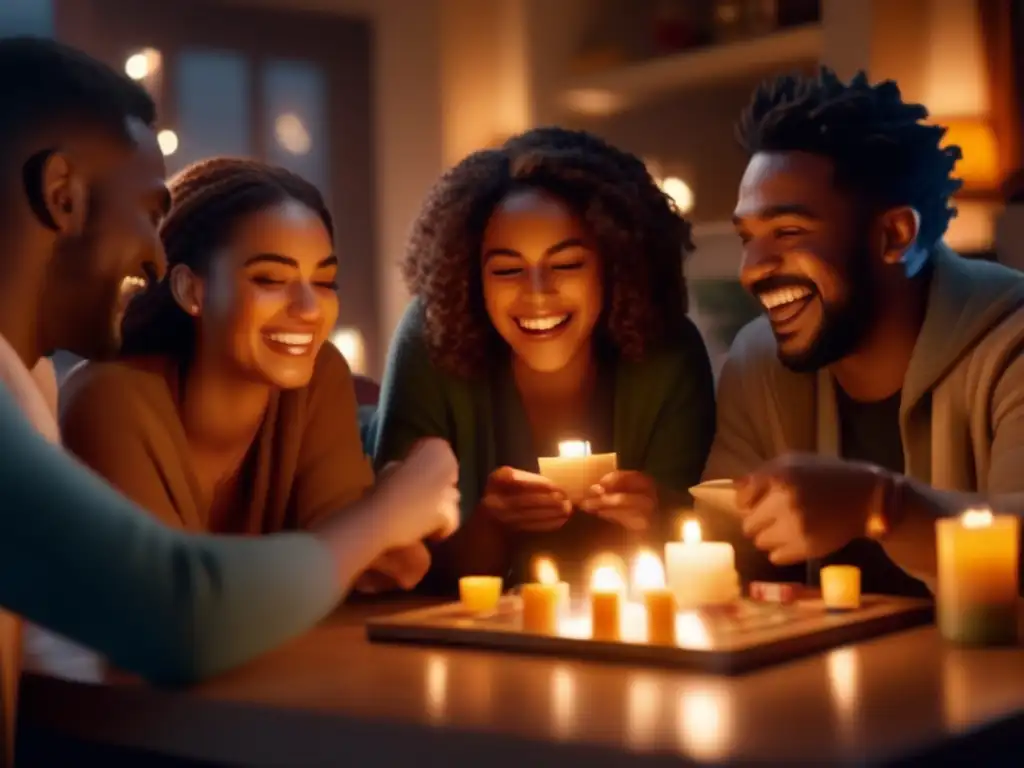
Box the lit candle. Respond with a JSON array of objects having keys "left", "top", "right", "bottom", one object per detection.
[
  {"left": 537, "top": 440, "right": 618, "bottom": 505},
  {"left": 821, "top": 565, "right": 861, "bottom": 611},
  {"left": 590, "top": 564, "right": 625, "bottom": 641},
  {"left": 459, "top": 576, "right": 503, "bottom": 614},
  {"left": 937, "top": 508, "right": 1020, "bottom": 646},
  {"left": 664, "top": 519, "right": 740, "bottom": 609},
  {"left": 522, "top": 558, "right": 569, "bottom": 634},
  {"left": 632, "top": 550, "right": 676, "bottom": 645}
]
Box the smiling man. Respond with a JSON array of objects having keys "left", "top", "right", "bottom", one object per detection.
[{"left": 703, "top": 69, "right": 1024, "bottom": 595}]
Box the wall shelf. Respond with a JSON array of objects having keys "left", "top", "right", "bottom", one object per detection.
[{"left": 560, "top": 24, "right": 823, "bottom": 116}]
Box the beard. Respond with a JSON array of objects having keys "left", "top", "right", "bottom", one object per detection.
[
  {"left": 777, "top": 242, "right": 877, "bottom": 373},
  {"left": 43, "top": 211, "right": 125, "bottom": 361}
]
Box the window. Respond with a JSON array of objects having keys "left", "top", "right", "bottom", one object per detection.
[
  {"left": 0, "top": 0, "right": 53, "bottom": 36},
  {"left": 687, "top": 224, "right": 760, "bottom": 375},
  {"left": 263, "top": 59, "right": 330, "bottom": 200},
  {"left": 175, "top": 49, "right": 251, "bottom": 171}
]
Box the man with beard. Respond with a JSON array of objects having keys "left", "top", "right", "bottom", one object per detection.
[{"left": 703, "top": 69, "right": 1024, "bottom": 596}]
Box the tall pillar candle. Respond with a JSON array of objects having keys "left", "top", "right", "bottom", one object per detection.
[
  {"left": 937, "top": 508, "right": 1020, "bottom": 646},
  {"left": 590, "top": 564, "right": 624, "bottom": 642},
  {"left": 522, "top": 558, "right": 569, "bottom": 634},
  {"left": 632, "top": 550, "right": 676, "bottom": 645}
]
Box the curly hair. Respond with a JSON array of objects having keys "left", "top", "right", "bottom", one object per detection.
[
  {"left": 403, "top": 126, "right": 693, "bottom": 378},
  {"left": 119, "top": 157, "right": 333, "bottom": 359},
  {"left": 737, "top": 67, "right": 962, "bottom": 250}
]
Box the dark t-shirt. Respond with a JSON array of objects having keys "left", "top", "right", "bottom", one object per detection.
[{"left": 825, "top": 386, "right": 931, "bottom": 597}]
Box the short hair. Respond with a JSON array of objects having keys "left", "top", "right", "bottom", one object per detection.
[
  {"left": 736, "top": 67, "right": 962, "bottom": 249},
  {"left": 119, "top": 157, "right": 334, "bottom": 359},
  {"left": 0, "top": 36, "right": 156, "bottom": 163},
  {"left": 403, "top": 126, "right": 693, "bottom": 379}
]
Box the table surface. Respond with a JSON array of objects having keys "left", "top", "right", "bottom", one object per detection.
[{"left": 17, "top": 598, "right": 1024, "bottom": 767}]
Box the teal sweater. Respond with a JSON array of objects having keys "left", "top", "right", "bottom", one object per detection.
[
  {"left": 369, "top": 299, "right": 716, "bottom": 588},
  {"left": 0, "top": 385, "right": 340, "bottom": 685}
]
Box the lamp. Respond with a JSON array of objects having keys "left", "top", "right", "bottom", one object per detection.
[
  {"left": 329, "top": 327, "right": 365, "bottom": 374},
  {"left": 937, "top": 117, "right": 1000, "bottom": 193}
]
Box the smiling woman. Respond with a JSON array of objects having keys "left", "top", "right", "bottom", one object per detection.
[
  {"left": 58, "top": 157, "right": 374, "bottom": 535},
  {"left": 369, "top": 127, "right": 717, "bottom": 592}
]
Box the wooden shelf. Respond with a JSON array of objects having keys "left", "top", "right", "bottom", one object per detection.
[{"left": 560, "top": 24, "right": 823, "bottom": 116}]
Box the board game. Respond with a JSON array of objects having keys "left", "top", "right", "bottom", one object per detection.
[{"left": 366, "top": 592, "right": 933, "bottom": 674}]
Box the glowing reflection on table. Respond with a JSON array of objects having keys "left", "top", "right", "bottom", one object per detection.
[
  {"left": 549, "top": 665, "right": 577, "bottom": 740},
  {"left": 424, "top": 653, "right": 449, "bottom": 725},
  {"left": 676, "top": 681, "right": 733, "bottom": 761},
  {"left": 625, "top": 672, "right": 663, "bottom": 750},
  {"left": 827, "top": 646, "right": 860, "bottom": 742}
]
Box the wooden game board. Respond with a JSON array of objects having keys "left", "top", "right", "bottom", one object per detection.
[{"left": 366, "top": 594, "right": 933, "bottom": 674}]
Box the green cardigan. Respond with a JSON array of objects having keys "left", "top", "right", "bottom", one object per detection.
[{"left": 369, "top": 298, "right": 716, "bottom": 588}]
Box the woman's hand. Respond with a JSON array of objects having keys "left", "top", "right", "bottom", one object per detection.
[{"left": 579, "top": 470, "right": 657, "bottom": 532}]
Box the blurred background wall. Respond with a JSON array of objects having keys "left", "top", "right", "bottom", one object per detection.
[{"left": 2, "top": 0, "right": 1020, "bottom": 377}]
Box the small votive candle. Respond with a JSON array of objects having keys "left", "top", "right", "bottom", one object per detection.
[
  {"left": 522, "top": 558, "right": 568, "bottom": 634},
  {"left": 937, "top": 508, "right": 1019, "bottom": 646},
  {"left": 632, "top": 550, "right": 676, "bottom": 645},
  {"left": 590, "top": 564, "right": 624, "bottom": 641},
  {"left": 459, "top": 576, "right": 503, "bottom": 614},
  {"left": 821, "top": 565, "right": 861, "bottom": 611},
  {"left": 537, "top": 440, "right": 618, "bottom": 505}
]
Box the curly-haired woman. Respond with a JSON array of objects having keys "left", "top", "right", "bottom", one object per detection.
[{"left": 369, "top": 127, "right": 716, "bottom": 592}]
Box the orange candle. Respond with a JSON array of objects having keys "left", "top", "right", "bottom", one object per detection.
[
  {"left": 632, "top": 550, "right": 676, "bottom": 645},
  {"left": 590, "top": 564, "right": 624, "bottom": 641},
  {"left": 459, "top": 576, "right": 503, "bottom": 614},
  {"left": 522, "top": 559, "right": 567, "bottom": 634},
  {"left": 937, "top": 508, "right": 1019, "bottom": 645},
  {"left": 821, "top": 566, "right": 861, "bottom": 611}
]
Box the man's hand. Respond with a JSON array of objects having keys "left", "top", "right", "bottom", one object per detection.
[{"left": 736, "top": 453, "right": 890, "bottom": 564}]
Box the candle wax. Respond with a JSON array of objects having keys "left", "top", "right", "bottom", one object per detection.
[
  {"left": 591, "top": 591, "right": 621, "bottom": 641},
  {"left": 459, "top": 576, "right": 503, "bottom": 614},
  {"left": 522, "top": 583, "right": 560, "bottom": 634},
  {"left": 537, "top": 450, "right": 618, "bottom": 505},
  {"left": 937, "top": 513, "right": 1019, "bottom": 646},
  {"left": 821, "top": 565, "right": 861, "bottom": 611},
  {"left": 644, "top": 588, "right": 676, "bottom": 645},
  {"left": 665, "top": 539, "right": 738, "bottom": 608}
]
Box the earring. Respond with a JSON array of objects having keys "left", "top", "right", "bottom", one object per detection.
[{"left": 190, "top": 303, "right": 199, "bottom": 314}]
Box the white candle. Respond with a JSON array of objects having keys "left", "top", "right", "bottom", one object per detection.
[
  {"left": 537, "top": 440, "right": 618, "bottom": 505},
  {"left": 937, "top": 507, "right": 1020, "bottom": 646},
  {"left": 664, "top": 519, "right": 740, "bottom": 609}
]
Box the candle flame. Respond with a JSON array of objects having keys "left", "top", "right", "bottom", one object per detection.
[
  {"left": 536, "top": 557, "right": 559, "bottom": 585},
  {"left": 682, "top": 518, "right": 702, "bottom": 544},
  {"left": 961, "top": 507, "right": 994, "bottom": 529},
  {"left": 631, "top": 550, "right": 666, "bottom": 591},
  {"left": 558, "top": 440, "right": 591, "bottom": 458},
  {"left": 591, "top": 565, "right": 625, "bottom": 593}
]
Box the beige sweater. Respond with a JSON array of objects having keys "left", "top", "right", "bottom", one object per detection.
[{"left": 704, "top": 247, "right": 1024, "bottom": 585}]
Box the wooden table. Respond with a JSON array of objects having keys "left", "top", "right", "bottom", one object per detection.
[{"left": 15, "top": 599, "right": 1024, "bottom": 767}]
